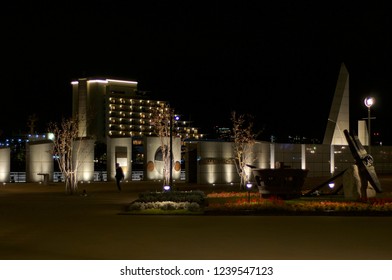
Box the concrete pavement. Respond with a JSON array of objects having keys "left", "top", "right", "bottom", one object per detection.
[{"left": 1, "top": 178, "right": 392, "bottom": 260}]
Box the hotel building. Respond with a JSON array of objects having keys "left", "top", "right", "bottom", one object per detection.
[{"left": 71, "top": 77, "right": 203, "bottom": 142}]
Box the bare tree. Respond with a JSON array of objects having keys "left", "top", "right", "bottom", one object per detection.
[
  {"left": 48, "top": 117, "right": 85, "bottom": 195},
  {"left": 150, "top": 103, "right": 174, "bottom": 187},
  {"left": 231, "top": 111, "right": 257, "bottom": 189}
]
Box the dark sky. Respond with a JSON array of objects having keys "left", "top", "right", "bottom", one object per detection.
[{"left": 1, "top": 1, "right": 392, "bottom": 144}]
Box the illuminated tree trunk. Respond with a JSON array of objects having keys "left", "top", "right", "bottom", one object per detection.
[
  {"left": 48, "top": 117, "right": 85, "bottom": 195},
  {"left": 231, "top": 111, "right": 257, "bottom": 190},
  {"left": 151, "top": 104, "right": 174, "bottom": 187}
]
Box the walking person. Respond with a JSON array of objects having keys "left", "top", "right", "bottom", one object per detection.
[{"left": 115, "top": 163, "right": 125, "bottom": 191}]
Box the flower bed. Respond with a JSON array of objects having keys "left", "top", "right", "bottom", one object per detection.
[
  {"left": 123, "top": 190, "right": 392, "bottom": 216},
  {"left": 205, "top": 192, "right": 392, "bottom": 216},
  {"left": 125, "top": 190, "right": 207, "bottom": 214}
]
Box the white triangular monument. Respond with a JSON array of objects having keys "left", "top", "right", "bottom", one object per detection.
[
  {"left": 323, "top": 62, "right": 350, "bottom": 145},
  {"left": 358, "top": 119, "right": 369, "bottom": 146}
]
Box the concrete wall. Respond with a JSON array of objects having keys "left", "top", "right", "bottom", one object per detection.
[
  {"left": 0, "top": 147, "right": 10, "bottom": 182},
  {"left": 24, "top": 138, "right": 94, "bottom": 183},
  {"left": 73, "top": 138, "right": 95, "bottom": 182},
  {"left": 107, "top": 137, "right": 132, "bottom": 181},
  {"left": 144, "top": 136, "right": 181, "bottom": 182},
  {"left": 196, "top": 141, "right": 237, "bottom": 185},
  {"left": 193, "top": 140, "right": 392, "bottom": 185},
  {"left": 2, "top": 137, "right": 392, "bottom": 185},
  {"left": 25, "top": 141, "right": 54, "bottom": 182}
]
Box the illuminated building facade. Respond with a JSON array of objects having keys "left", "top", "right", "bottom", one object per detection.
[
  {"left": 71, "top": 77, "right": 203, "bottom": 143},
  {"left": 3, "top": 66, "right": 392, "bottom": 185},
  {"left": 71, "top": 77, "right": 203, "bottom": 182}
]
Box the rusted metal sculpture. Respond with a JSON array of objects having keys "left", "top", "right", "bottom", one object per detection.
[
  {"left": 303, "top": 129, "right": 382, "bottom": 198},
  {"left": 343, "top": 129, "right": 382, "bottom": 197}
]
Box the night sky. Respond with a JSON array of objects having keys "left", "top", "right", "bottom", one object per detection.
[{"left": 1, "top": 2, "right": 392, "bottom": 144}]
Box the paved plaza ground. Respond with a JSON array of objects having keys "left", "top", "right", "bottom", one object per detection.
[{"left": 1, "top": 176, "right": 392, "bottom": 260}]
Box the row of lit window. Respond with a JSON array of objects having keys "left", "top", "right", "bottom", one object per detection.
[
  {"left": 109, "top": 111, "right": 150, "bottom": 118},
  {"left": 109, "top": 97, "right": 166, "bottom": 106},
  {"left": 108, "top": 131, "right": 154, "bottom": 136},
  {"left": 108, "top": 130, "right": 202, "bottom": 139},
  {"left": 109, "top": 104, "right": 157, "bottom": 112},
  {"left": 109, "top": 116, "right": 196, "bottom": 129},
  {"left": 108, "top": 125, "right": 198, "bottom": 134},
  {"left": 109, "top": 118, "right": 149, "bottom": 124},
  {"left": 108, "top": 126, "right": 187, "bottom": 137},
  {"left": 107, "top": 131, "right": 192, "bottom": 138},
  {"left": 108, "top": 124, "right": 195, "bottom": 133},
  {"left": 109, "top": 114, "right": 190, "bottom": 126},
  {"left": 109, "top": 124, "right": 154, "bottom": 130}
]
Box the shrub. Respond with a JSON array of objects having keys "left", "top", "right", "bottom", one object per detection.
[
  {"left": 127, "top": 191, "right": 206, "bottom": 213},
  {"left": 137, "top": 190, "right": 207, "bottom": 205}
]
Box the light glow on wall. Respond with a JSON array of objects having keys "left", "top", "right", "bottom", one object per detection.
[
  {"left": 87, "top": 79, "right": 109, "bottom": 84},
  {"left": 223, "top": 163, "right": 235, "bottom": 183},
  {"left": 72, "top": 79, "right": 138, "bottom": 85},
  {"left": 330, "top": 145, "right": 335, "bottom": 174},
  {"left": 301, "top": 144, "right": 306, "bottom": 170},
  {"left": 0, "top": 148, "right": 10, "bottom": 182},
  {"left": 270, "top": 143, "right": 275, "bottom": 169}
]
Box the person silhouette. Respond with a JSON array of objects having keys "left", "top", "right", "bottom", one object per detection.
[{"left": 115, "top": 163, "right": 125, "bottom": 191}]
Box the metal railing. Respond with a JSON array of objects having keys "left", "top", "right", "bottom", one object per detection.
[{"left": 8, "top": 170, "right": 186, "bottom": 183}]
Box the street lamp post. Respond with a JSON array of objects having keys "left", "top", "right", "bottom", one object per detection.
[
  {"left": 169, "top": 110, "right": 173, "bottom": 188},
  {"left": 364, "top": 97, "right": 375, "bottom": 154},
  {"left": 169, "top": 111, "right": 179, "bottom": 188}
]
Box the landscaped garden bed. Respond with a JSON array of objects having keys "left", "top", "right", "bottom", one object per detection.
[
  {"left": 124, "top": 190, "right": 207, "bottom": 215},
  {"left": 204, "top": 191, "right": 392, "bottom": 216},
  {"left": 123, "top": 189, "right": 392, "bottom": 216}
]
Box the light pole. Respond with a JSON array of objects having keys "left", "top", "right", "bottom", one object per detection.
[
  {"left": 169, "top": 111, "right": 179, "bottom": 188},
  {"left": 169, "top": 110, "right": 173, "bottom": 188},
  {"left": 364, "top": 97, "right": 375, "bottom": 154}
]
